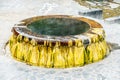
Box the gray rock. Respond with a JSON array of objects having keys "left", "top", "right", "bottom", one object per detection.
[
  {"left": 105, "top": 16, "right": 120, "bottom": 24},
  {"left": 79, "top": 9, "right": 103, "bottom": 19}
]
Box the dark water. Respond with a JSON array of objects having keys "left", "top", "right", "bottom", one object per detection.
[{"left": 27, "top": 18, "right": 90, "bottom": 36}]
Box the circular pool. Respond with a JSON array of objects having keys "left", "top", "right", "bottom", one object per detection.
[{"left": 9, "top": 15, "right": 109, "bottom": 68}]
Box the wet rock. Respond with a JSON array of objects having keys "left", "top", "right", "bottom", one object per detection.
[
  {"left": 79, "top": 9, "right": 103, "bottom": 19},
  {"left": 105, "top": 16, "right": 120, "bottom": 24}
]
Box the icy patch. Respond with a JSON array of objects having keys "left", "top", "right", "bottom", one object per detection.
[
  {"left": 39, "top": 3, "right": 58, "bottom": 15},
  {"left": 86, "top": 1, "right": 97, "bottom": 6},
  {"left": 114, "top": 0, "right": 120, "bottom": 3},
  {"left": 79, "top": 9, "right": 103, "bottom": 19},
  {"left": 105, "top": 16, "right": 120, "bottom": 24},
  {"left": 109, "top": 3, "right": 119, "bottom": 8}
]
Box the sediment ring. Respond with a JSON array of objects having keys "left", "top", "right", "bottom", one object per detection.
[{"left": 9, "top": 15, "right": 109, "bottom": 68}]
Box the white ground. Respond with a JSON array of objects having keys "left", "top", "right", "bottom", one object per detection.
[
  {"left": 0, "top": 0, "right": 120, "bottom": 80},
  {"left": 114, "top": 0, "right": 120, "bottom": 3}
]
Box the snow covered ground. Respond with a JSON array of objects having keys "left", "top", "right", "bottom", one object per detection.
[{"left": 0, "top": 0, "right": 120, "bottom": 80}]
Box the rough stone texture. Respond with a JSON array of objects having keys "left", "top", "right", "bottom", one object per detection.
[
  {"left": 0, "top": 0, "right": 120, "bottom": 80},
  {"left": 105, "top": 16, "right": 120, "bottom": 24},
  {"left": 79, "top": 9, "right": 103, "bottom": 19}
]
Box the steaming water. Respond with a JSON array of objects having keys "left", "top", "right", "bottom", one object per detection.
[{"left": 27, "top": 18, "right": 90, "bottom": 36}]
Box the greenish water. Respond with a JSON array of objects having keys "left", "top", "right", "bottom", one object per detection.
[{"left": 27, "top": 18, "right": 90, "bottom": 36}]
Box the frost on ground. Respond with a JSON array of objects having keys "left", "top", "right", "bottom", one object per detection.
[{"left": 0, "top": 0, "right": 120, "bottom": 80}]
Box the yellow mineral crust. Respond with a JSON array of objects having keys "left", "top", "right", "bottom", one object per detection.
[
  {"left": 9, "top": 34, "right": 109, "bottom": 68},
  {"left": 9, "top": 15, "right": 109, "bottom": 68}
]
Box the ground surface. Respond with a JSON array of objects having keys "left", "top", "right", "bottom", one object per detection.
[
  {"left": 0, "top": 0, "right": 120, "bottom": 80},
  {"left": 75, "top": 0, "right": 120, "bottom": 18}
]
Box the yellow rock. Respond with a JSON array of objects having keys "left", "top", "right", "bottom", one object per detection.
[{"left": 29, "top": 45, "right": 39, "bottom": 66}]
